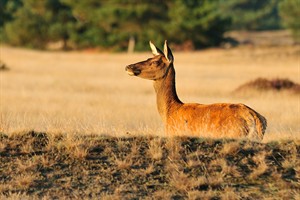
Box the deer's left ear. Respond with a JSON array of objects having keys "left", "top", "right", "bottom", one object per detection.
[
  {"left": 164, "top": 40, "right": 173, "bottom": 63},
  {"left": 149, "top": 41, "right": 163, "bottom": 56}
]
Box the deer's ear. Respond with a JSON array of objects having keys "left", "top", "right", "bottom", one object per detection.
[
  {"left": 164, "top": 40, "right": 173, "bottom": 63},
  {"left": 149, "top": 41, "right": 163, "bottom": 56}
]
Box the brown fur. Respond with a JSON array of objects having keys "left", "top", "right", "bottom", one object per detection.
[{"left": 126, "top": 41, "right": 267, "bottom": 140}]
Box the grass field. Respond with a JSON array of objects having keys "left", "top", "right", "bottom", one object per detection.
[
  {"left": 1, "top": 45, "right": 299, "bottom": 140},
  {"left": 0, "top": 45, "right": 299, "bottom": 199}
]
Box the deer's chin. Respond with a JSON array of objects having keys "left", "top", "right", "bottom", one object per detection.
[{"left": 126, "top": 70, "right": 135, "bottom": 76}]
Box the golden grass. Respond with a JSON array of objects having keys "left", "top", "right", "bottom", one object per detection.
[
  {"left": 0, "top": 45, "right": 299, "bottom": 140},
  {"left": 148, "top": 138, "right": 164, "bottom": 160},
  {"left": 0, "top": 46, "right": 299, "bottom": 198}
]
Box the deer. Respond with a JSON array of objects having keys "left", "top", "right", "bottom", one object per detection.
[{"left": 125, "top": 41, "right": 267, "bottom": 140}]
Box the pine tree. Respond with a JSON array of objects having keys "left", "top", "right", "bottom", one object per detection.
[
  {"left": 3, "top": 0, "right": 75, "bottom": 49},
  {"left": 279, "top": 0, "right": 300, "bottom": 42},
  {"left": 219, "top": 0, "right": 281, "bottom": 30}
]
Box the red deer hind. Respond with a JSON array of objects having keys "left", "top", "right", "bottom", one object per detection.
[{"left": 125, "top": 41, "right": 267, "bottom": 140}]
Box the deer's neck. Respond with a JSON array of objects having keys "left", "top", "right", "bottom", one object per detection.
[{"left": 153, "top": 64, "right": 182, "bottom": 123}]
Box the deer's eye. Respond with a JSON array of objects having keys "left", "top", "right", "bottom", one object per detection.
[{"left": 151, "top": 61, "right": 160, "bottom": 66}]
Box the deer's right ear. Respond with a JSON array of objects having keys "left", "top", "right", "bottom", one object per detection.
[
  {"left": 149, "top": 41, "right": 163, "bottom": 56},
  {"left": 164, "top": 40, "right": 173, "bottom": 63}
]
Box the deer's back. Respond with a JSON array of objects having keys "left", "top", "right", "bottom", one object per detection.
[{"left": 166, "top": 103, "right": 267, "bottom": 140}]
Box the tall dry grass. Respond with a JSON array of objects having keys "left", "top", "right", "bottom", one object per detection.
[{"left": 0, "top": 45, "right": 299, "bottom": 141}]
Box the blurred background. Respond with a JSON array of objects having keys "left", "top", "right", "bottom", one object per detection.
[{"left": 0, "top": 0, "right": 299, "bottom": 51}]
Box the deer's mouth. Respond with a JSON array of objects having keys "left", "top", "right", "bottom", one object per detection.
[{"left": 125, "top": 65, "right": 141, "bottom": 76}]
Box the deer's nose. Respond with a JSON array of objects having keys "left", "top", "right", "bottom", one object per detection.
[
  {"left": 125, "top": 65, "right": 133, "bottom": 71},
  {"left": 125, "top": 65, "right": 141, "bottom": 76}
]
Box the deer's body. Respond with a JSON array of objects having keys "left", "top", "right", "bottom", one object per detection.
[{"left": 126, "top": 41, "right": 267, "bottom": 140}]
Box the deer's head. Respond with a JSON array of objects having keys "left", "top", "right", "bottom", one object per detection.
[{"left": 125, "top": 40, "right": 174, "bottom": 80}]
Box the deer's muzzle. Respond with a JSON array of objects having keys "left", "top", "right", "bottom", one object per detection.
[{"left": 125, "top": 65, "right": 141, "bottom": 76}]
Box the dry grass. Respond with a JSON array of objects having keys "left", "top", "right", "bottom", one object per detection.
[
  {"left": 248, "top": 152, "right": 269, "bottom": 179},
  {"left": 0, "top": 45, "right": 299, "bottom": 140},
  {"left": 0, "top": 132, "right": 298, "bottom": 199},
  {"left": 148, "top": 138, "right": 164, "bottom": 160},
  {"left": 235, "top": 77, "right": 300, "bottom": 94},
  {"left": 0, "top": 45, "right": 300, "bottom": 198}
]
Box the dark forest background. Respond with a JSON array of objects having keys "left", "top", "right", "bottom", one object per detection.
[{"left": 0, "top": 0, "right": 299, "bottom": 51}]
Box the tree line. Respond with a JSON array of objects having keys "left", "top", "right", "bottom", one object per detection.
[{"left": 0, "top": 0, "right": 299, "bottom": 51}]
